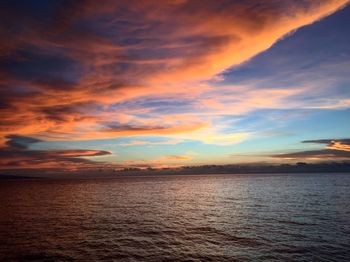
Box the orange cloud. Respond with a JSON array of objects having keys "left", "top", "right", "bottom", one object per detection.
[
  {"left": 303, "top": 139, "right": 350, "bottom": 152},
  {"left": 270, "top": 138, "right": 350, "bottom": 161},
  {"left": 145, "top": 0, "right": 349, "bottom": 83},
  {"left": 121, "top": 154, "right": 193, "bottom": 169},
  {"left": 270, "top": 150, "right": 350, "bottom": 161},
  {"left": 160, "top": 155, "right": 192, "bottom": 161},
  {"left": 327, "top": 141, "right": 350, "bottom": 152}
]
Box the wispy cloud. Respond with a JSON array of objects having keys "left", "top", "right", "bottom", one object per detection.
[
  {"left": 121, "top": 154, "right": 193, "bottom": 169},
  {"left": 159, "top": 155, "right": 193, "bottom": 161},
  {"left": 119, "top": 139, "right": 181, "bottom": 147},
  {"left": 270, "top": 149, "right": 350, "bottom": 161}
]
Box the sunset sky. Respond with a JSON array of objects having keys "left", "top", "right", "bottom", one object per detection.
[{"left": 1, "top": 0, "right": 350, "bottom": 172}]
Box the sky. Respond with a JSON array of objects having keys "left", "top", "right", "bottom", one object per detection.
[{"left": 1, "top": 0, "right": 350, "bottom": 172}]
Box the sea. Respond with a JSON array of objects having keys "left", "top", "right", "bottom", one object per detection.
[{"left": 0, "top": 173, "right": 349, "bottom": 261}]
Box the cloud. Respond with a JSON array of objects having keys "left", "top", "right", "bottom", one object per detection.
[
  {"left": 303, "top": 139, "right": 350, "bottom": 152},
  {"left": 119, "top": 139, "right": 181, "bottom": 147},
  {"left": 197, "top": 86, "right": 302, "bottom": 115},
  {"left": 103, "top": 123, "right": 207, "bottom": 136},
  {"left": 143, "top": 0, "right": 349, "bottom": 83},
  {"left": 172, "top": 129, "right": 249, "bottom": 146},
  {"left": 270, "top": 149, "right": 350, "bottom": 160},
  {"left": 115, "top": 126, "right": 249, "bottom": 146},
  {"left": 270, "top": 138, "right": 350, "bottom": 161},
  {"left": 5, "top": 135, "right": 42, "bottom": 149},
  {"left": 0, "top": 135, "right": 112, "bottom": 170},
  {"left": 160, "top": 155, "right": 192, "bottom": 161},
  {"left": 121, "top": 154, "right": 193, "bottom": 169}
]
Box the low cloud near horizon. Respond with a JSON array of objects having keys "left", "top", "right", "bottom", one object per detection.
[
  {"left": 0, "top": 135, "right": 111, "bottom": 171},
  {"left": 270, "top": 138, "right": 350, "bottom": 161}
]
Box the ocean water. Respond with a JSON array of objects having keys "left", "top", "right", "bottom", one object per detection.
[{"left": 0, "top": 173, "right": 349, "bottom": 261}]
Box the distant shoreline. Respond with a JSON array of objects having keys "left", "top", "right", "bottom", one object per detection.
[{"left": 1, "top": 161, "right": 350, "bottom": 179}]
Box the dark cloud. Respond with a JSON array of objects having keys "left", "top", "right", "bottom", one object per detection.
[
  {"left": 0, "top": 48, "right": 81, "bottom": 85},
  {"left": 270, "top": 137, "right": 350, "bottom": 160},
  {"left": 5, "top": 135, "right": 42, "bottom": 149},
  {"left": 0, "top": 135, "right": 111, "bottom": 170},
  {"left": 303, "top": 138, "right": 350, "bottom": 152},
  {"left": 271, "top": 149, "right": 350, "bottom": 159},
  {"left": 39, "top": 102, "right": 94, "bottom": 123},
  {"left": 101, "top": 122, "right": 206, "bottom": 136},
  {"left": 105, "top": 124, "right": 167, "bottom": 132},
  {"left": 303, "top": 138, "right": 350, "bottom": 145}
]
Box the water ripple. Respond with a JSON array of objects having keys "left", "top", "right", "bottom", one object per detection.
[{"left": 0, "top": 173, "right": 349, "bottom": 261}]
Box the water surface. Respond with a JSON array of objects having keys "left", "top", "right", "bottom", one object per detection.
[{"left": 1, "top": 173, "right": 349, "bottom": 261}]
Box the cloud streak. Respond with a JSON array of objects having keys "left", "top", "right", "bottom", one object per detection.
[
  {"left": 303, "top": 139, "right": 350, "bottom": 152},
  {"left": 0, "top": 135, "right": 111, "bottom": 170},
  {"left": 270, "top": 149, "right": 350, "bottom": 160},
  {"left": 270, "top": 138, "right": 350, "bottom": 161}
]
